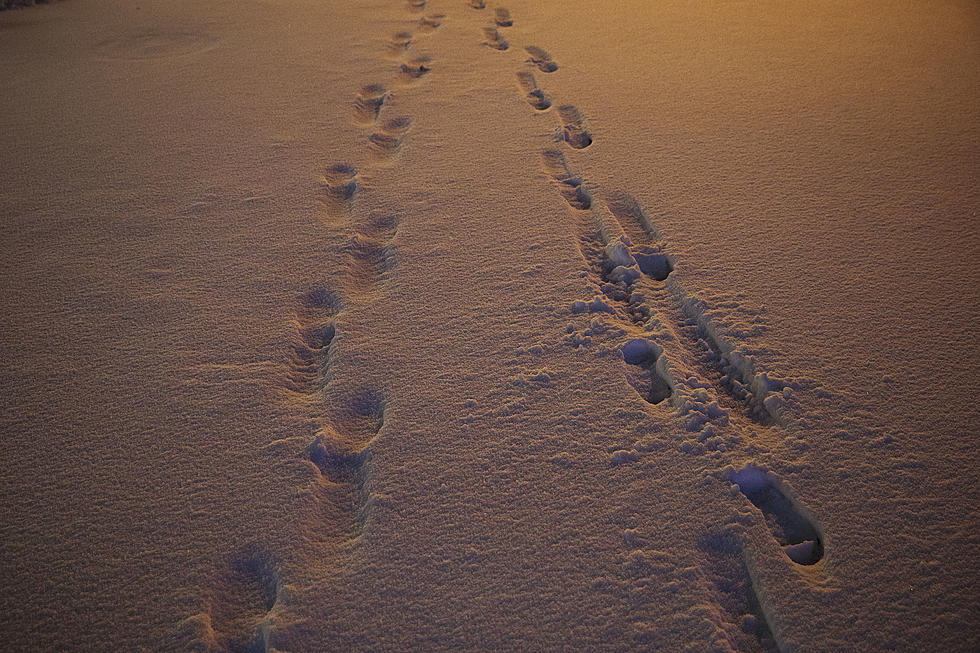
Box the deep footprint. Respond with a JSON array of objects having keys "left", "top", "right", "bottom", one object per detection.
[
  {"left": 730, "top": 464, "right": 824, "bottom": 566},
  {"left": 525, "top": 45, "right": 558, "bottom": 72},
  {"left": 622, "top": 339, "right": 673, "bottom": 405},
  {"left": 482, "top": 27, "right": 508, "bottom": 50},
  {"left": 541, "top": 149, "right": 592, "bottom": 209},
  {"left": 557, "top": 105, "right": 593, "bottom": 149},
  {"left": 607, "top": 193, "right": 674, "bottom": 280},
  {"left": 516, "top": 71, "right": 551, "bottom": 110}
]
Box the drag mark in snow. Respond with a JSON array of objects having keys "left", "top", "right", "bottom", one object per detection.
[
  {"left": 516, "top": 71, "right": 552, "bottom": 111},
  {"left": 524, "top": 46, "right": 558, "bottom": 73},
  {"left": 557, "top": 105, "right": 593, "bottom": 149}
]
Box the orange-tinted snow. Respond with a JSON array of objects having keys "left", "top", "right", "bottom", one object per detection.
[{"left": 1, "top": 1, "right": 977, "bottom": 651}]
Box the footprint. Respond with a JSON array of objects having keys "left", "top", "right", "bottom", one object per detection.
[
  {"left": 516, "top": 71, "right": 551, "bottom": 110},
  {"left": 621, "top": 339, "right": 672, "bottom": 405},
  {"left": 541, "top": 149, "right": 592, "bottom": 210},
  {"left": 418, "top": 13, "right": 445, "bottom": 32},
  {"left": 729, "top": 464, "right": 824, "bottom": 566},
  {"left": 468, "top": 0, "right": 486, "bottom": 8},
  {"left": 482, "top": 27, "right": 509, "bottom": 51},
  {"left": 284, "top": 288, "right": 339, "bottom": 395},
  {"left": 494, "top": 8, "right": 513, "bottom": 26},
  {"left": 352, "top": 84, "right": 388, "bottom": 126},
  {"left": 387, "top": 31, "right": 413, "bottom": 58},
  {"left": 606, "top": 192, "right": 673, "bottom": 281},
  {"left": 346, "top": 213, "right": 399, "bottom": 297},
  {"left": 318, "top": 164, "right": 358, "bottom": 223},
  {"left": 557, "top": 105, "right": 593, "bottom": 149},
  {"left": 697, "top": 531, "right": 779, "bottom": 652},
  {"left": 368, "top": 116, "right": 412, "bottom": 163},
  {"left": 407, "top": 0, "right": 426, "bottom": 12},
  {"left": 399, "top": 55, "right": 432, "bottom": 82},
  {"left": 307, "top": 390, "right": 386, "bottom": 531},
  {"left": 206, "top": 548, "right": 279, "bottom": 653},
  {"left": 525, "top": 45, "right": 558, "bottom": 72}
]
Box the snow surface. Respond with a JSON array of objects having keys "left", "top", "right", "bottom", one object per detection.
[{"left": 1, "top": 0, "right": 978, "bottom": 651}]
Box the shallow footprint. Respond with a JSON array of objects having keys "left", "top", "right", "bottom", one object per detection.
[
  {"left": 399, "top": 55, "right": 432, "bottom": 82},
  {"left": 730, "top": 464, "right": 825, "bottom": 566},
  {"left": 525, "top": 45, "right": 558, "bottom": 72},
  {"left": 285, "top": 288, "right": 338, "bottom": 395},
  {"left": 368, "top": 116, "right": 412, "bottom": 163},
  {"left": 469, "top": 0, "right": 486, "bottom": 8},
  {"left": 418, "top": 13, "right": 445, "bottom": 32},
  {"left": 557, "top": 105, "right": 593, "bottom": 149},
  {"left": 495, "top": 8, "right": 513, "bottom": 26},
  {"left": 387, "top": 31, "right": 413, "bottom": 58},
  {"left": 206, "top": 548, "right": 279, "bottom": 653},
  {"left": 319, "top": 164, "right": 358, "bottom": 222},
  {"left": 482, "top": 27, "right": 508, "bottom": 50},
  {"left": 352, "top": 84, "right": 388, "bottom": 126},
  {"left": 516, "top": 71, "right": 551, "bottom": 110}
]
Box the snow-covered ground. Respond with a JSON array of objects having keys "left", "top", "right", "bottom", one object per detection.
[{"left": 1, "top": 1, "right": 977, "bottom": 651}]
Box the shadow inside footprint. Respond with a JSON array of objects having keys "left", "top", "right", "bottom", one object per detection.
[
  {"left": 622, "top": 339, "right": 672, "bottom": 405},
  {"left": 731, "top": 464, "right": 824, "bottom": 566}
]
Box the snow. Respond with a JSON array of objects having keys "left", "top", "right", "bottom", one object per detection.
[{"left": 1, "top": 0, "right": 977, "bottom": 651}]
